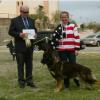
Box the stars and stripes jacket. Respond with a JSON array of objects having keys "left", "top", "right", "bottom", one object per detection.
[{"left": 51, "top": 22, "right": 80, "bottom": 52}]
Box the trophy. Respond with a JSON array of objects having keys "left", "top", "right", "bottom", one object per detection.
[{"left": 23, "top": 29, "right": 36, "bottom": 47}]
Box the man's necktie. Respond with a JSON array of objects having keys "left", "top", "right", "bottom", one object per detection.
[{"left": 23, "top": 17, "right": 29, "bottom": 29}]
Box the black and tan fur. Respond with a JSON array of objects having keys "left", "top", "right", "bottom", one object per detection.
[{"left": 41, "top": 49, "right": 97, "bottom": 92}]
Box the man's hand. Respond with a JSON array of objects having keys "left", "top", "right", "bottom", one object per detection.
[
  {"left": 75, "top": 50, "right": 79, "bottom": 56},
  {"left": 34, "top": 34, "right": 37, "bottom": 39},
  {"left": 19, "top": 33, "right": 27, "bottom": 38}
]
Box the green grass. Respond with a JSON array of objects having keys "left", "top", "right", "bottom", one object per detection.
[{"left": 0, "top": 50, "right": 100, "bottom": 100}]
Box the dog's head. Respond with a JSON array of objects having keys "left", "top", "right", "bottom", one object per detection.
[
  {"left": 41, "top": 50, "right": 52, "bottom": 65},
  {"left": 36, "top": 41, "right": 49, "bottom": 51},
  {"left": 41, "top": 50, "right": 60, "bottom": 66},
  {"left": 80, "top": 68, "right": 97, "bottom": 84}
]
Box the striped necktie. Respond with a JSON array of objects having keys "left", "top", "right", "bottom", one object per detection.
[{"left": 23, "top": 17, "right": 29, "bottom": 29}]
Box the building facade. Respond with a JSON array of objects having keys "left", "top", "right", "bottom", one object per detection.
[{"left": 0, "top": 0, "right": 59, "bottom": 19}]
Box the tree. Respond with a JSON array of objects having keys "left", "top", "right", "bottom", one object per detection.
[
  {"left": 52, "top": 10, "right": 60, "bottom": 26},
  {"left": 30, "top": 14, "right": 38, "bottom": 20},
  {"left": 36, "top": 5, "right": 49, "bottom": 31},
  {"left": 87, "top": 22, "right": 100, "bottom": 32}
]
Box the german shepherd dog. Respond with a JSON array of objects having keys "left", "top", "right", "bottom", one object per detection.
[{"left": 40, "top": 41, "right": 97, "bottom": 92}]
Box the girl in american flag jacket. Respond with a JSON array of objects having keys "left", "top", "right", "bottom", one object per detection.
[
  {"left": 51, "top": 11, "right": 80, "bottom": 88},
  {"left": 51, "top": 19, "right": 80, "bottom": 52}
]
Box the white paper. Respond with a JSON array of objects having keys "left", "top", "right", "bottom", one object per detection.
[{"left": 23, "top": 29, "right": 36, "bottom": 39}]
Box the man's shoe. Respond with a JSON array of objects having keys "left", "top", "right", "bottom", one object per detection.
[{"left": 27, "top": 83, "right": 36, "bottom": 88}]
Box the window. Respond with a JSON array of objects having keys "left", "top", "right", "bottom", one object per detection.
[{"left": 86, "top": 35, "right": 95, "bottom": 38}]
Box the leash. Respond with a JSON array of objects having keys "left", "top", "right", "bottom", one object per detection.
[{"left": 33, "top": 37, "right": 50, "bottom": 45}]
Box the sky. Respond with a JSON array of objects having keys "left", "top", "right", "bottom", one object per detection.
[{"left": 59, "top": 0, "right": 100, "bottom": 24}]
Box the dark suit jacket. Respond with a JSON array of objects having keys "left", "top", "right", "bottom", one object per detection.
[{"left": 8, "top": 16, "right": 37, "bottom": 53}]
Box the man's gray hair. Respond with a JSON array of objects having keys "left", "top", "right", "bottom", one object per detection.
[{"left": 20, "top": 5, "right": 29, "bottom": 12}]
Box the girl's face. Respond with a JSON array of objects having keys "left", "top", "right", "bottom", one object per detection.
[{"left": 60, "top": 13, "right": 69, "bottom": 25}]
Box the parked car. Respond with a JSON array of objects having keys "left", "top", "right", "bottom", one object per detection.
[
  {"left": 37, "top": 31, "right": 52, "bottom": 39},
  {"left": 82, "top": 33, "right": 100, "bottom": 46},
  {"left": 80, "top": 40, "right": 86, "bottom": 50},
  {"left": 34, "top": 31, "right": 85, "bottom": 50}
]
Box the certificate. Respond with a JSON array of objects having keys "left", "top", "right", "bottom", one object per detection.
[{"left": 23, "top": 29, "right": 36, "bottom": 39}]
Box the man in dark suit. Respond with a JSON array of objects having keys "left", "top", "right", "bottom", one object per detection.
[{"left": 8, "top": 5, "right": 37, "bottom": 88}]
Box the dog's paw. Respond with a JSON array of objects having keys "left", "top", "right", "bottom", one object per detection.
[{"left": 54, "top": 88, "right": 61, "bottom": 93}]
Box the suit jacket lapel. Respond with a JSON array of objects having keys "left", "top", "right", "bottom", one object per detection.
[
  {"left": 19, "top": 16, "right": 26, "bottom": 29},
  {"left": 27, "top": 18, "right": 33, "bottom": 29},
  {"left": 18, "top": 16, "right": 33, "bottom": 29}
]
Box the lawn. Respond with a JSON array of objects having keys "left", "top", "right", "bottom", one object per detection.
[{"left": 0, "top": 49, "right": 100, "bottom": 100}]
